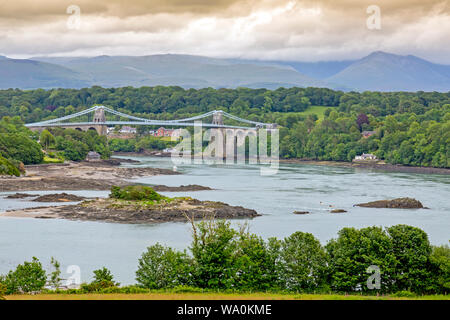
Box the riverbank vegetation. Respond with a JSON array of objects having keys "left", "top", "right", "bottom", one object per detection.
[
  {"left": 109, "top": 135, "right": 175, "bottom": 153},
  {"left": 1, "top": 222, "right": 448, "bottom": 299},
  {"left": 0, "top": 116, "right": 111, "bottom": 175},
  {"left": 1, "top": 86, "right": 448, "bottom": 167}
]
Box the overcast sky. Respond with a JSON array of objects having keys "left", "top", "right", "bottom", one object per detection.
[{"left": 1, "top": 0, "right": 449, "bottom": 63}]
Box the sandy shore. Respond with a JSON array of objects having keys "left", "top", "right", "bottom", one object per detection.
[{"left": 0, "top": 160, "right": 179, "bottom": 192}]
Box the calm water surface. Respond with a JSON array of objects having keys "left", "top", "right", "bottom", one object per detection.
[{"left": 1, "top": 156, "right": 449, "bottom": 284}]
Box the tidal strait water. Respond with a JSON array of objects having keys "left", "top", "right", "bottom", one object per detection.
[{"left": 0, "top": 156, "right": 449, "bottom": 284}]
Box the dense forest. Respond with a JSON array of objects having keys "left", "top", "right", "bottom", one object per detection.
[{"left": 0, "top": 86, "right": 449, "bottom": 169}]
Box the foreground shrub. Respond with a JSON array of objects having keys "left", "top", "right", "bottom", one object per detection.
[
  {"left": 391, "top": 290, "right": 417, "bottom": 298},
  {"left": 427, "top": 245, "right": 450, "bottom": 294},
  {"left": 2, "top": 257, "right": 47, "bottom": 294},
  {"left": 277, "top": 232, "right": 328, "bottom": 292},
  {"left": 136, "top": 244, "right": 191, "bottom": 289},
  {"left": 110, "top": 185, "right": 164, "bottom": 201},
  {"left": 326, "top": 226, "right": 396, "bottom": 293},
  {"left": 0, "top": 280, "right": 6, "bottom": 299},
  {"left": 80, "top": 267, "right": 119, "bottom": 293},
  {"left": 233, "top": 232, "right": 279, "bottom": 291},
  {"left": 387, "top": 225, "right": 432, "bottom": 293},
  {"left": 190, "top": 220, "right": 239, "bottom": 289}
]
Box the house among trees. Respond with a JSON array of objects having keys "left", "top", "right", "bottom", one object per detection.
[
  {"left": 362, "top": 130, "right": 376, "bottom": 138},
  {"left": 354, "top": 153, "right": 377, "bottom": 161},
  {"left": 86, "top": 151, "right": 101, "bottom": 161},
  {"left": 119, "top": 126, "right": 137, "bottom": 134},
  {"left": 154, "top": 127, "right": 174, "bottom": 137}
]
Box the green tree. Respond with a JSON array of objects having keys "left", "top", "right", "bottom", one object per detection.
[
  {"left": 0, "top": 133, "right": 43, "bottom": 164},
  {"left": 233, "top": 231, "right": 279, "bottom": 291},
  {"left": 136, "top": 243, "right": 191, "bottom": 289},
  {"left": 191, "top": 220, "right": 239, "bottom": 289},
  {"left": 387, "top": 225, "right": 432, "bottom": 293},
  {"left": 40, "top": 129, "right": 55, "bottom": 150},
  {"left": 48, "top": 257, "right": 62, "bottom": 289},
  {"left": 278, "top": 232, "right": 328, "bottom": 292},
  {"left": 0, "top": 155, "right": 21, "bottom": 176},
  {"left": 3, "top": 257, "right": 47, "bottom": 294},
  {"left": 326, "top": 227, "right": 396, "bottom": 293},
  {"left": 428, "top": 245, "right": 450, "bottom": 294}
]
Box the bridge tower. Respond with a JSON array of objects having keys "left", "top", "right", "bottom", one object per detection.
[
  {"left": 212, "top": 111, "right": 224, "bottom": 126},
  {"left": 90, "top": 106, "right": 107, "bottom": 135},
  {"left": 209, "top": 111, "right": 226, "bottom": 158},
  {"left": 93, "top": 106, "right": 106, "bottom": 123}
]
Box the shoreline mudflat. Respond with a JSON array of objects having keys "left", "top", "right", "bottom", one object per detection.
[{"left": 0, "top": 160, "right": 179, "bottom": 192}]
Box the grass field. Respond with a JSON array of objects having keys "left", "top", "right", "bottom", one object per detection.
[
  {"left": 4, "top": 292, "right": 449, "bottom": 300},
  {"left": 298, "top": 105, "right": 330, "bottom": 120}
]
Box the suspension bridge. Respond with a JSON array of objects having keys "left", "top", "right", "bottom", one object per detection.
[{"left": 25, "top": 105, "right": 277, "bottom": 136}]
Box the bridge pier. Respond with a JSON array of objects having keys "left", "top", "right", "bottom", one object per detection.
[{"left": 207, "top": 127, "right": 258, "bottom": 162}]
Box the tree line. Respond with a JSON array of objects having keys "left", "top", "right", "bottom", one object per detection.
[
  {"left": 280, "top": 104, "right": 449, "bottom": 167},
  {"left": 0, "top": 86, "right": 449, "bottom": 168}
]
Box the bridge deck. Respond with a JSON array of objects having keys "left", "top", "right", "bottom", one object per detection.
[{"left": 26, "top": 121, "right": 258, "bottom": 130}]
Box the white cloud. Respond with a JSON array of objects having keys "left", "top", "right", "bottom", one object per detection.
[{"left": 0, "top": 0, "right": 448, "bottom": 63}]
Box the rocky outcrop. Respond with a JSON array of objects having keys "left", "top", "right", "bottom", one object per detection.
[
  {"left": 355, "top": 198, "right": 424, "bottom": 209},
  {"left": 33, "top": 193, "right": 86, "bottom": 202},
  {"left": 330, "top": 209, "right": 347, "bottom": 213},
  {"left": 151, "top": 185, "right": 213, "bottom": 192},
  {"left": 39, "top": 198, "right": 260, "bottom": 224},
  {"left": 5, "top": 193, "right": 39, "bottom": 199}
]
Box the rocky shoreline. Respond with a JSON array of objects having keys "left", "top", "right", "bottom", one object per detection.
[
  {"left": 0, "top": 160, "right": 179, "bottom": 192},
  {"left": 280, "top": 159, "right": 450, "bottom": 175},
  {"left": 114, "top": 152, "right": 450, "bottom": 175},
  {"left": 1, "top": 197, "right": 260, "bottom": 224}
]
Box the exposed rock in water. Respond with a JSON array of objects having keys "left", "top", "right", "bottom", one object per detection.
[
  {"left": 48, "top": 198, "right": 260, "bottom": 224},
  {"left": 330, "top": 209, "right": 347, "bottom": 213},
  {"left": 151, "top": 184, "right": 214, "bottom": 192},
  {"left": 293, "top": 211, "right": 310, "bottom": 215},
  {"left": 6, "top": 193, "right": 39, "bottom": 199},
  {"left": 33, "top": 193, "right": 86, "bottom": 202},
  {"left": 355, "top": 198, "right": 424, "bottom": 209}
]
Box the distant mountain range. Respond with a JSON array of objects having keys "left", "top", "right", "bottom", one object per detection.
[{"left": 1, "top": 51, "right": 449, "bottom": 92}]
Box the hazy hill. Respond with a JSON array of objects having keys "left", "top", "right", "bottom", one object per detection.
[
  {"left": 34, "top": 54, "right": 324, "bottom": 89},
  {"left": 1, "top": 52, "right": 449, "bottom": 91},
  {"left": 273, "top": 60, "right": 355, "bottom": 80},
  {"left": 327, "top": 51, "right": 450, "bottom": 92},
  {"left": 0, "top": 56, "right": 89, "bottom": 89}
]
